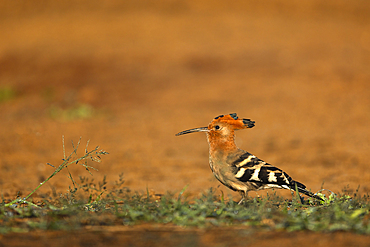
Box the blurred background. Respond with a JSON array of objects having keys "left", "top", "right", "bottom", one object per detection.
[{"left": 0, "top": 0, "right": 369, "bottom": 200}]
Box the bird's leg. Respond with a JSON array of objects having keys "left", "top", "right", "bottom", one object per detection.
[
  {"left": 237, "top": 198, "right": 244, "bottom": 205},
  {"left": 238, "top": 191, "right": 247, "bottom": 205}
]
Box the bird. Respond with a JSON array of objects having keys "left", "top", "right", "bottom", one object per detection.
[{"left": 175, "top": 113, "right": 322, "bottom": 204}]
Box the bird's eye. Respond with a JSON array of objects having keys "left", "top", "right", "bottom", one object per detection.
[{"left": 215, "top": 125, "right": 220, "bottom": 130}]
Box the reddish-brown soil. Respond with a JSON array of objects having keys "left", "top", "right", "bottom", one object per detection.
[
  {"left": 0, "top": 0, "right": 369, "bottom": 246},
  {"left": 3, "top": 227, "right": 370, "bottom": 247}
]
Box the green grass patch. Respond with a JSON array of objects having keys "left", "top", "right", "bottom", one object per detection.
[
  {"left": 1, "top": 138, "right": 370, "bottom": 234},
  {"left": 49, "top": 104, "right": 94, "bottom": 121},
  {"left": 0, "top": 86, "right": 16, "bottom": 103}
]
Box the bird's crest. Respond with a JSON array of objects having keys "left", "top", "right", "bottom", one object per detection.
[
  {"left": 175, "top": 113, "right": 255, "bottom": 136},
  {"left": 211, "top": 113, "right": 255, "bottom": 130}
]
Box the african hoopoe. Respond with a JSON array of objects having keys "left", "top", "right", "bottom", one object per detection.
[{"left": 176, "top": 113, "right": 322, "bottom": 204}]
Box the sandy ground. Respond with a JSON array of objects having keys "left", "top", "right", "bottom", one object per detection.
[{"left": 0, "top": 0, "right": 369, "bottom": 245}]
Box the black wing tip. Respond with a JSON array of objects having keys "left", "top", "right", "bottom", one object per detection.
[{"left": 295, "top": 184, "right": 324, "bottom": 201}]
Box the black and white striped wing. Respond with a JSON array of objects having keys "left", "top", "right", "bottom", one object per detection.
[{"left": 232, "top": 152, "right": 321, "bottom": 200}]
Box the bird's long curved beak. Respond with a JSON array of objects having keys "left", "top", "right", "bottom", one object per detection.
[{"left": 175, "top": 127, "right": 209, "bottom": 136}]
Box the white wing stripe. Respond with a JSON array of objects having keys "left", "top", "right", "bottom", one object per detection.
[
  {"left": 268, "top": 172, "right": 277, "bottom": 183},
  {"left": 236, "top": 155, "right": 256, "bottom": 167},
  {"left": 250, "top": 167, "right": 261, "bottom": 181},
  {"left": 235, "top": 168, "right": 246, "bottom": 178}
]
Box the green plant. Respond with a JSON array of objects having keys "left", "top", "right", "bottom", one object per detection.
[{"left": 4, "top": 136, "right": 108, "bottom": 208}]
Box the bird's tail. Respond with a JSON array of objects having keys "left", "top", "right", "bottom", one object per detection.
[{"left": 292, "top": 181, "right": 323, "bottom": 201}]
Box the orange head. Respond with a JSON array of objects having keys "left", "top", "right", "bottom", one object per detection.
[{"left": 175, "top": 113, "right": 255, "bottom": 137}]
